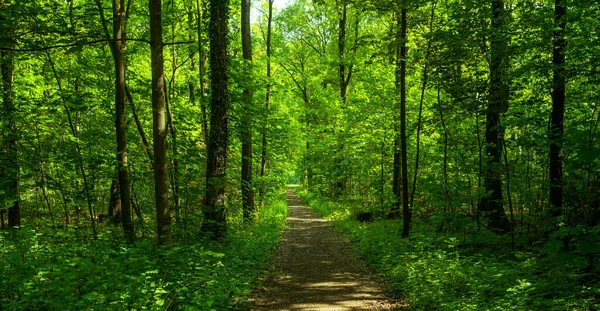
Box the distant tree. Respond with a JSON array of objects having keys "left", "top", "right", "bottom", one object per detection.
[{"left": 241, "top": 0, "right": 255, "bottom": 220}]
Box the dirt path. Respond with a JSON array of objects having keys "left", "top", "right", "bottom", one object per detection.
[{"left": 251, "top": 189, "right": 397, "bottom": 311}]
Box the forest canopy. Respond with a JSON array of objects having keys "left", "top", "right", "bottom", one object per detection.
[{"left": 1, "top": 0, "right": 599, "bottom": 309}]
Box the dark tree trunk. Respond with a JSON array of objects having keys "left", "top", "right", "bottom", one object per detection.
[
  {"left": 150, "top": 0, "right": 172, "bottom": 245},
  {"left": 549, "top": 0, "right": 566, "bottom": 218},
  {"left": 113, "top": 0, "right": 134, "bottom": 242},
  {"left": 398, "top": 8, "right": 410, "bottom": 238},
  {"left": 1, "top": 50, "right": 20, "bottom": 228},
  {"left": 203, "top": 0, "right": 230, "bottom": 239},
  {"left": 260, "top": 0, "right": 274, "bottom": 204},
  {"left": 478, "top": 0, "right": 510, "bottom": 234},
  {"left": 241, "top": 0, "right": 255, "bottom": 220}
]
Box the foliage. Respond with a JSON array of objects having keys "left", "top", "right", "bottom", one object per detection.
[{"left": 0, "top": 195, "right": 287, "bottom": 310}]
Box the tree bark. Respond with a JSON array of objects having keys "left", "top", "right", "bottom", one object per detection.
[
  {"left": 549, "top": 0, "right": 566, "bottom": 218},
  {"left": 113, "top": 0, "right": 134, "bottom": 242},
  {"left": 260, "top": 0, "right": 274, "bottom": 204},
  {"left": 150, "top": 0, "right": 172, "bottom": 245},
  {"left": 241, "top": 0, "right": 255, "bottom": 220},
  {"left": 203, "top": 0, "right": 230, "bottom": 239},
  {"left": 478, "top": 0, "right": 510, "bottom": 234},
  {"left": 1, "top": 50, "right": 20, "bottom": 228}
]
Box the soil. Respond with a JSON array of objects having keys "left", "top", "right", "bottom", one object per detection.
[{"left": 250, "top": 189, "right": 398, "bottom": 311}]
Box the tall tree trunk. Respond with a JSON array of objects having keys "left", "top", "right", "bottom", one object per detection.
[
  {"left": 165, "top": 85, "right": 180, "bottom": 218},
  {"left": 398, "top": 8, "right": 410, "bottom": 238},
  {"left": 260, "top": 0, "right": 274, "bottom": 204},
  {"left": 1, "top": 50, "right": 20, "bottom": 228},
  {"left": 196, "top": 0, "right": 209, "bottom": 143},
  {"left": 479, "top": 0, "right": 510, "bottom": 234},
  {"left": 203, "top": 0, "right": 230, "bottom": 239},
  {"left": 241, "top": 0, "right": 255, "bottom": 220},
  {"left": 113, "top": 0, "right": 134, "bottom": 242},
  {"left": 150, "top": 0, "right": 172, "bottom": 245},
  {"left": 409, "top": 0, "right": 436, "bottom": 211},
  {"left": 334, "top": 0, "right": 350, "bottom": 197},
  {"left": 549, "top": 0, "right": 566, "bottom": 218}
]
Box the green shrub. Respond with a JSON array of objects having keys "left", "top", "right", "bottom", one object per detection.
[{"left": 0, "top": 196, "right": 287, "bottom": 310}]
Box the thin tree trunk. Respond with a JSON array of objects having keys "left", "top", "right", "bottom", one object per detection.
[
  {"left": 46, "top": 53, "right": 97, "bottom": 237},
  {"left": 409, "top": 0, "right": 436, "bottom": 211},
  {"left": 126, "top": 86, "right": 153, "bottom": 164},
  {"left": 1, "top": 49, "right": 20, "bottom": 228},
  {"left": 203, "top": 0, "right": 230, "bottom": 239},
  {"left": 113, "top": 0, "right": 134, "bottom": 242},
  {"left": 150, "top": 0, "right": 172, "bottom": 245},
  {"left": 549, "top": 0, "right": 566, "bottom": 218},
  {"left": 260, "top": 0, "right": 274, "bottom": 205},
  {"left": 241, "top": 0, "right": 255, "bottom": 220},
  {"left": 165, "top": 85, "right": 180, "bottom": 218},
  {"left": 35, "top": 124, "right": 55, "bottom": 226},
  {"left": 196, "top": 0, "right": 209, "bottom": 143},
  {"left": 502, "top": 134, "right": 515, "bottom": 249},
  {"left": 399, "top": 8, "right": 410, "bottom": 238},
  {"left": 335, "top": 0, "right": 350, "bottom": 197}
]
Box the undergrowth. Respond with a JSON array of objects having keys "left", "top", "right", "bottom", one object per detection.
[
  {"left": 298, "top": 190, "right": 600, "bottom": 311},
  {"left": 0, "top": 194, "right": 288, "bottom": 311}
]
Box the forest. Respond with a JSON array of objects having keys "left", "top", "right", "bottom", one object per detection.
[{"left": 0, "top": 0, "right": 599, "bottom": 309}]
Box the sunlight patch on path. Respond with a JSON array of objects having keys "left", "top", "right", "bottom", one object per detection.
[{"left": 250, "top": 189, "right": 398, "bottom": 311}]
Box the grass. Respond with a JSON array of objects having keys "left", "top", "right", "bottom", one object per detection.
[
  {"left": 0, "top": 194, "right": 288, "bottom": 311},
  {"left": 298, "top": 189, "right": 600, "bottom": 311}
]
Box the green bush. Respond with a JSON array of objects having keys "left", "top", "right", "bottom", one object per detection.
[
  {"left": 300, "top": 192, "right": 600, "bottom": 311},
  {"left": 0, "top": 196, "right": 287, "bottom": 311}
]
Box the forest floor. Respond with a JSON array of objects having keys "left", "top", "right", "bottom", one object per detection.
[{"left": 250, "top": 189, "right": 398, "bottom": 311}]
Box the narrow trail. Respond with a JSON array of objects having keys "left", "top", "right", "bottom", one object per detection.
[{"left": 251, "top": 189, "right": 397, "bottom": 311}]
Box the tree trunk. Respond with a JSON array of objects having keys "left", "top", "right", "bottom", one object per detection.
[
  {"left": 196, "top": 0, "right": 209, "bottom": 143},
  {"left": 165, "top": 85, "right": 180, "bottom": 218},
  {"left": 113, "top": 0, "right": 134, "bottom": 242},
  {"left": 398, "top": 8, "right": 410, "bottom": 238},
  {"left": 1, "top": 50, "right": 20, "bottom": 228},
  {"left": 203, "top": 0, "right": 230, "bottom": 239},
  {"left": 260, "top": 0, "right": 274, "bottom": 204},
  {"left": 478, "top": 0, "right": 510, "bottom": 234},
  {"left": 335, "top": 0, "right": 349, "bottom": 197},
  {"left": 549, "top": 0, "right": 566, "bottom": 218},
  {"left": 150, "top": 0, "right": 172, "bottom": 245},
  {"left": 241, "top": 0, "right": 255, "bottom": 220}
]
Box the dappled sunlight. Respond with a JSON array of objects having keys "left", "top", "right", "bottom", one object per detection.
[{"left": 252, "top": 190, "right": 397, "bottom": 311}]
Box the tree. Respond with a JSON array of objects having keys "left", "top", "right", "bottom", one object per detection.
[
  {"left": 478, "top": 0, "right": 510, "bottom": 234},
  {"left": 397, "top": 7, "right": 410, "bottom": 238},
  {"left": 241, "top": 0, "right": 255, "bottom": 220},
  {"left": 1, "top": 46, "right": 19, "bottom": 229},
  {"left": 203, "top": 0, "right": 230, "bottom": 239},
  {"left": 149, "top": 0, "right": 172, "bottom": 245},
  {"left": 549, "top": 0, "right": 566, "bottom": 219},
  {"left": 112, "top": 0, "right": 134, "bottom": 242},
  {"left": 259, "top": 0, "right": 274, "bottom": 204}
]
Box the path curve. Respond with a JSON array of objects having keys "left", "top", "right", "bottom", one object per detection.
[{"left": 251, "top": 189, "right": 397, "bottom": 311}]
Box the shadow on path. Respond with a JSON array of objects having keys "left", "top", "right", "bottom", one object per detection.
[{"left": 251, "top": 189, "right": 397, "bottom": 311}]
